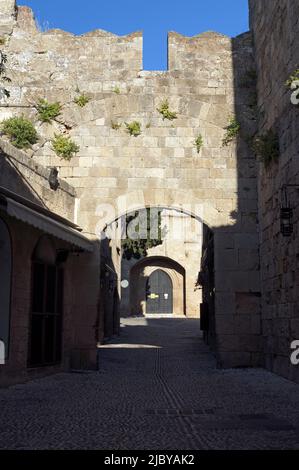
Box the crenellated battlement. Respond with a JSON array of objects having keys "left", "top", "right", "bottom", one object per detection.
[{"left": 0, "top": 1, "right": 249, "bottom": 76}]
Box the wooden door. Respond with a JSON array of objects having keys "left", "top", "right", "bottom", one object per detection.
[{"left": 146, "top": 270, "right": 173, "bottom": 314}]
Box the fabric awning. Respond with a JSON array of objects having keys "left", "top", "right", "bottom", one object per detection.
[{"left": 0, "top": 188, "right": 93, "bottom": 253}]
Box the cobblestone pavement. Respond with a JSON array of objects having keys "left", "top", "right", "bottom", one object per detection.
[{"left": 1, "top": 317, "right": 299, "bottom": 450}]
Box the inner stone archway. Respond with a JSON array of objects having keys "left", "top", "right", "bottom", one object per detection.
[
  {"left": 102, "top": 206, "right": 203, "bottom": 321},
  {"left": 129, "top": 257, "right": 186, "bottom": 317}
]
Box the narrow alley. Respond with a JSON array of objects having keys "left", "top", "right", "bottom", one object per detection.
[{"left": 0, "top": 318, "right": 299, "bottom": 450}]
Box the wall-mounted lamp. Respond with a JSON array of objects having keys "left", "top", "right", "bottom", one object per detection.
[
  {"left": 49, "top": 167, "right": 59, "bottom": 191},
  {"left": 280, "top": 184, "right": 299, "bottom": 237},
  {"left": 280, "top": 208, "right": 293, "bottom": 237}
]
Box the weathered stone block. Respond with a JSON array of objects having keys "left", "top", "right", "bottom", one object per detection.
[{"left": 236, "top": 292, "right": 261, "bottom": 315}]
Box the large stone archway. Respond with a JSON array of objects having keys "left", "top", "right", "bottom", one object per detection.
[{"left": 0, "top": 2, "right": 261, "bottom": 368}]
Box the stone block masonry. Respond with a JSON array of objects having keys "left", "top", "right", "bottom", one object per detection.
[
  {"left": 0, "top": 1, "right": 261, "bottom": 369},
  {"left": 0, "top": 0, "right": 15, "bottom": 35},
  {"left": 0, "top": 138, "right": 76, "bottom": 221},
  {"left": 250, "top": 0, "right": 299, "bottom": 383}
]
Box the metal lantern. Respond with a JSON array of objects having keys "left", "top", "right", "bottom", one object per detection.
[
  {"left": 49, "top": 167, "right": 59, "bottom": 190},
  {"left": 280, "top": 208, "right": 293, "bottom": 237},
  {"left": 280, "top": 185, "right": 295, "bottom": 237}
]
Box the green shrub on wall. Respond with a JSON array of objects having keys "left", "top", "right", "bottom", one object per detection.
[
  {"left": 0, "top": 49, "right": 11, "bottom": 98},
  {"left": 36, "top": 99, "right": 62, "bottom": 123},
  {"left": 157, "top": 99, "right": 177, "bottom": 121},
  {"left": 52, "top": 134, "right": 79, "bottom": 161},
  {"left": 222, "top": 116, "right": 240, "bottom": 146},
  {"left": 252, "top": 130, "right": 280, "bottom": 168},
  {"left": 194, "top": 134, "right": 203, "bottom": 153},
  {"left": 125, "top": 121, "right": 141, "bottom": 137},
  {"left": 74, "top": 94, "right": 90, "bottom": 107},
  {"left": 1, "top": 116, "right": 38, "bottom": 148},
  {"left": 286, "top": 68, "right": 299, "bottom": 89}
]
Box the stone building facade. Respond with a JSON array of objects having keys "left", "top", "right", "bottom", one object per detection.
[
  {"left": 0, "top": 139, "right": 99, "bottom": 386},
  {"left": 250, "top": 0, "right": 299, "bottom": 382},
  {"left": 0, "top": 0, "right": 298, "bottom": 385}
]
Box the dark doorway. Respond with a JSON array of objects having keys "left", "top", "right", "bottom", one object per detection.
[
  {"left": 200, "top": 225, "right": 215, "bottom": 346},
  {"left": 29, "top": 261, "right": 64, "bottom": 367},
  {"left": 146, "top": 270, "right": 173, "bottom": 314},
  {"left": 0, "top": 218, "right": 12, "bottom": 359},
  {"left": 112, "top": 288, "right": 119, "bottom": 335}
]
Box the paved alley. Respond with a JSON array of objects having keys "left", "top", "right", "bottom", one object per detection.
[{"left": 0, "top": 317, "right": 299, "bottom": 450}]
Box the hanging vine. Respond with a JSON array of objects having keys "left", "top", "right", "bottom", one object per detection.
[
  {"left": 122, "top": 208, "right": 166, "bottom": 260},
  {"left": 0, "top": 48, "right": 11, "bottom": 100}
]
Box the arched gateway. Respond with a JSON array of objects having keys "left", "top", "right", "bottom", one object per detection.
[{"left": 0, "top": 2, "right": 261, "bottom": 369}]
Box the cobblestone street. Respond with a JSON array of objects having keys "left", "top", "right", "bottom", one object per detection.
[{"left": 1, "top": 317, "right": 299, "bottom": 450}]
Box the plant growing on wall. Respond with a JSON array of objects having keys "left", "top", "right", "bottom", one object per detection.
[
  {"left": 222, "top": 116, "right": 241, "bottom": 146},
  {"left": 239, "top": 69, "right": 257, "bottom": 88},
  {"left": 122, "top": 209, "right": 166, "bottom": 260},
  {"left": 194, "top": 134, "right": 203, "bottom": 153},
  {"left": 74, "top": 93, "right": 90, "bottom": 107},
  {"left": 0, "top": 49, "right": 11, "bottom": 99},
  {"left": 125, "top": 121, "right": 141, "bottom": 137},
  {"left": 157, "top": 99, "right": 177, "bottom": 121},
  {"left": 36, "top": 99, "right": 62, "bottom": 123},
  {"left": 252, "top": 130, "right": 280, "bottom": 168},
  {"left": 111, "top": 120, "right": 122, "bottom": 130},
  {"left": 286, "top": 68, "right": 299, "bottom": 89},
  {"left": 52, "top": 134, "right": 79, "bottom": 161},
  {"left": 113, "top": 86, "right": 120, "bottom": 94},
  {"left": 1, "top": 116, "right": 38, "bottom": 148},
  {"left": 248, "top": 90, "right": 258, "bottom": 111}
]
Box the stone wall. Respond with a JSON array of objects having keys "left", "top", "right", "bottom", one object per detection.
[
  {"left": 0, "top": 1, "right": 261, "bottom": 367},
  {"left": 0, "top": 138, "right": 76, "bottom": 221},
  {"left": 0, "top": 213, "right": 95, "bottom": 387},
  {"left": 0, "top": 0, "right": 15, "bottom": 35},
  {"left": 0, "top": 138, "right": 100, "bottom": 386},
  {"left": 249, "top": 0, "right": 299, "bottom": 382}
]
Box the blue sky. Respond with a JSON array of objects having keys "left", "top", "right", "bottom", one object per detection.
[{"left": 17, "top": 0, "right": 249, "bottom": 70}]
